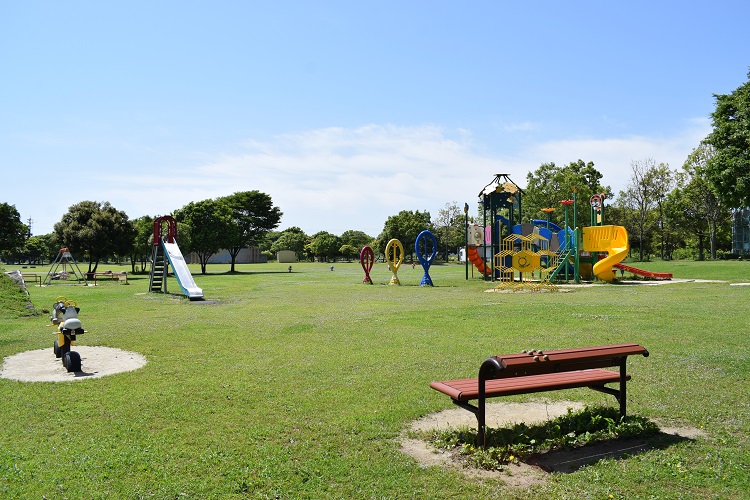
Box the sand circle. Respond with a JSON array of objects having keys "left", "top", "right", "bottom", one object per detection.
[{"left": 1, "top": 346, "right": 147, "bottom": 382}]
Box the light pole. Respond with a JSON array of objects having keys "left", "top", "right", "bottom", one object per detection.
[{"left": 464, "top": 202, "right": 469, "bottom": 280}]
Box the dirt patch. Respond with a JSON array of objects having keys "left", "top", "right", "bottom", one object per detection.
[
  {"left": 400, "top": 401, "right": 705, "bottom": 488},
  {"left": 1, "top": 346, "right": 147, "bottom": 382}
]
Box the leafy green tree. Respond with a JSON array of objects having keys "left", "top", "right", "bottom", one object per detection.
[
  {"left": 0, "top": 202, "right": 28, "bottom": 258},
  {"left": 37, "top": 233, "right": 59, "bottom": 262},
  {"left": 307, "top": 231, "right": 341, "bottom": 262},
  {"left": 174, "top": 199, "right": 234, "bottom": 274},
  {"left": 704, "top": 70, "right": 750, "bottom": 208},
  {"left": 270, "top": 227, "right": 308, "bottom": 261},
  {"left": 615, "top": 159, "right": 669, "bottom": 261},
  {"left": 340, "top": 230, "right": 373, "bottom": 251},
  {"left": 649, "top": 163, "right": 676, "bottom": 260},
  {"left": 113, "top": 214, "right": 137, "bottom": 265},
  {"left": 23, "top": 235, "right": 49, "bottom": 265},
  {"left": 259, "top": 230, "right": 280, "bottom": 256},
  {"left": 433, "top": 201, "right": 465, "bottom": 261},
  {"left": 376, "top": 210, "right": 432, "bottom": 262},
  {"left": 523, "top": 160, "right": 611, "bottom": 228},
  {"left": 339, "top": 244, "right": 359, "bottom": 261},
  {"left": 128, "top": 216, "right": 154, "bottom": 273},
  {"left": 677, "top": 143, "right": 731, "bottom": 259},
  {"left": 54, "top": 201, "right": 134, "bottom": 273},
  {"left": 221, "top": 191, "right": 283, "bottom": 272}
]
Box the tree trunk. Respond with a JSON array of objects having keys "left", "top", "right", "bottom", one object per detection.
[
  {"left": 638, "top": 228, "right": 645, "bottom": 261},
  {"left": 229, "top": 246, "right": 241, "bottom": 272},
  {"left": 199, "top": 253, "right": 210, "bottom": 274},
  {"left": 709, "top": 220, "right": 717, "bottom": 260}
]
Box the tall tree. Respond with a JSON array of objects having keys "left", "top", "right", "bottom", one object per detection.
[
  {"left": 174, "top": 199, "right": 234, "bottom": 274},
  {"left": 659, "top": 190, "right": 686, "bottom": 260},
  {"left": 433, "top": 201, "right": 465, "bottom": 261},
  {"left": 340, "top": 230, "right": 373, "bottom": 250},
  {"left": 338, "top": 244, "right": 359, "bottom": 262},
  {"left": 307, "top": 231, "right": 341, "bottom": 262},
  {"left": 221, "top": 191, "right": 283, "bottom": 272},
  {"left": 650, "top": 163, "right": 676, "bottom": 260},
  {"left": 376, "top": 210, "right": 432, "bottom": 262},
  {"left": 0, "top": 202, "right": 28, "bottom": 257},
  {"left": 704, "top": 70, "right": 750, "bottom": 208},
  {"left": 270, "top": 227, "right": 308, "bottom": 261},
  {"left": 22, "top": 235, "right": 49, "bottom": 265},
  {"left": 129, "top": 216, "right": 155, "bottom": 273},
  {"left": 679, "top": 143, "right": 730, "bottom": 259},
  {"left": 615, "top": 159, "right": 666, "bottom": 261},
  {"left": 524, "top": 160, "right": 611, "bottom": 228},
  {"left": 54, "top": 201, "right": 133, "bottom": 273}
]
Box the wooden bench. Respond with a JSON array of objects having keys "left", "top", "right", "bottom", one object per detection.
[
  {"left": 88, "top": 272, "right": 128, "bottom": 284},
  {"left": 21, "top": 273, "right": 43, "bottom": 286},
  {"left": 430, "top": 343, "right": 649, "bottom": 447}
]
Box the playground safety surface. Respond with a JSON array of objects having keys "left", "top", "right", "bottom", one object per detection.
[{"left": 0, "top": 346, "right": 147, "bottom": 382}]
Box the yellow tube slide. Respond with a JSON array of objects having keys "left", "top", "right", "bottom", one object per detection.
[{"left": 581, "top": 226, "right": 629, "bottom": 282}]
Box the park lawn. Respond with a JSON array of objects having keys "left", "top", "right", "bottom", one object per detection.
[{"left": 1, "top": 261, "right": 749, "bottom": 498}]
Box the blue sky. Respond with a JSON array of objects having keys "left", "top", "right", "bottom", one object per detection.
[{"left": 2, "top": 1, "right": 749, "bottom": 238}]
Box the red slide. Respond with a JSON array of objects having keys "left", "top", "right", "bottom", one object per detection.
[
  {"left": 467, "top": 246, "right": 490, "bottom": 275},
  {"left": 613, "top": 263, "right": 672, "bottom": 280}
]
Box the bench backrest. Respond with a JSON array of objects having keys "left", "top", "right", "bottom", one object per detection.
[{"left": 480, "top": 343, "right": 649, "bottom": 379}]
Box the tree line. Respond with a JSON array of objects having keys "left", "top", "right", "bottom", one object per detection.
[{"left": 2, "top": 71, "right": 749, "bottom": 267}]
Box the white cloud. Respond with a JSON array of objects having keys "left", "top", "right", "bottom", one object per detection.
[
  {"left": 517, "top": 117, "right": 712, "bottom": 198},
  {"left": 194, "top": 125, "right": 515, "bottom": 235},
  {"left": 23, "top": 121, "right": 712, "bottom": 238}
]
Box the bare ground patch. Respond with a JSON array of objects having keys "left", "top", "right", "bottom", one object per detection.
[
  {"left": 1, "top": 346, "right": 147, "bottom": 382},
  {"left": 400, "top": 401, "right": 705, "bottom": 488}
]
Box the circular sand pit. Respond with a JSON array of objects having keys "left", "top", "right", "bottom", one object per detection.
[{"left": 1, "top": 346, "right": 147, "bottom": 382}]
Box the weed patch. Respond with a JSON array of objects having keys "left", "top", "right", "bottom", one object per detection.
[{"left": 425, "top": 406, "right": 659, "bottom": 470}]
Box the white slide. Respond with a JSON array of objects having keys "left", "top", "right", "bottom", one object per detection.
[{"left": 162, "top": 241, "right": 204, "bottom": 300}]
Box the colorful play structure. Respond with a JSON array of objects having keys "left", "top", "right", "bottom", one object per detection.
[
  {"left": 466, "top": 173, "right": 672, "bottom": 288},
  {"left": 149, "top": 215, "right": 204, "bottom": 300}
]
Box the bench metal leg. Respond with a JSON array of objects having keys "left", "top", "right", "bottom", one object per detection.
[
  {"left": 619, "top": 359, "right": 627, "bottom": 417},
  {"left": 588, "top": 359, "right": 628, "bottom": 418},
  {"left": 477, "top": 358, "right": 502, "bottom": 448},
  {"left": 450, "top": 399, "right": 486, "bottom": 447}
]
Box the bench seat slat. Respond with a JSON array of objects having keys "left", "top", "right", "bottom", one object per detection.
[{"left": 430, "top": 368, "right": 628, "bottom": 402}]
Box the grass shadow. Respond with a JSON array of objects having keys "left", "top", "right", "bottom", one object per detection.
[
  {"left": 211, "top": 270, "right": 296, "bottom": 276},
  {"left": 528, "top": 430, "right": 694, "bottom": 473},
  {"left": 426, "top": 406, "right": 690, "bottom": 472}
]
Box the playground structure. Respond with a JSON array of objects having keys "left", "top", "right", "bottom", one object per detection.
[
  {"left": 149, "top": 216, "right": 204, "bottom": 300},
  {"left": 466, "top": 173, "right": 671, "bottom": 288},
  {"left": 49, "top": 296, "right": 85, "bottom": 372},
  {"left": 43, "top": 248, "right": 88, "bottom": 285}
]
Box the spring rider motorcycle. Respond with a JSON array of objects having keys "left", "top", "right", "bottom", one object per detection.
[{"left": 50, "top": 296, "right": 85, "bottom": 372}]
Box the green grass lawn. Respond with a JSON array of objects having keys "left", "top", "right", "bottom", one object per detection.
[{"left": 1, "top": 261, "right": 749, "bottom": 498}]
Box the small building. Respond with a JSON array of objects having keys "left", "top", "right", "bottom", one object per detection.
[
  {"left": 187, "top": 247, "right": 265, "bottom": 264},
  {"left": 276, "top": 250, "right": 297, "bottom": 263}
]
